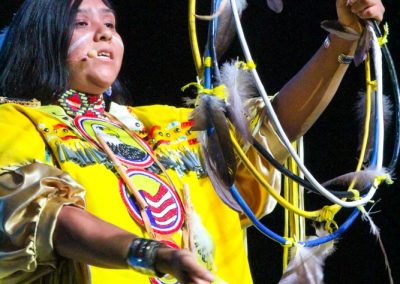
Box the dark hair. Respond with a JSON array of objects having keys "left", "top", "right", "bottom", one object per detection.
[{"left": 0, "top": 0, "right": 126, "bottom": 105}]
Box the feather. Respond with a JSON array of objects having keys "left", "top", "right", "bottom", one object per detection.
[
  {"left": 321, "top": 167, "right": 392, "bottom": 189},
  {"left": 191, "top": 95, "right": 242, "bottom": 211},
  {"left": 320, "top": 20, "right": 361, "bottom": 41},
  {"left": 266, "top": 0, "right": 283, "bottom": 13},
  {"left": 355, "top": 92, "right": 393, "bottom": 163},
  {"left": 215, "top": 0, "right": 248, "bottom": 59},
  {"left": 191, "top": 95, "right": 237, "bottom": 185},
  {"left": 279, "top": 229, "right": 335, "bottom": 284},
  {"left": 0, "top": 26, "right": 9, "bottom": 50},
  {"left": 191, "top": 212, "right": 216, "bottom": 270},
  {"left": 221, "top": 61, "right": 256, "bottom": 141},
  {"left": 354, "top": 28, "right": 372, "bottom": 66},
  {"left": 361, "top": 209, "right": 394, "bottom": 284},
  {"left": 182, "top": 96, "right": 197, "bottom": 107},
  {"left": 198, "top": 131, "right": 242, "bottom": 211},
  {"left": 183, "top": 185, "right": 216, "bottom": 271}
]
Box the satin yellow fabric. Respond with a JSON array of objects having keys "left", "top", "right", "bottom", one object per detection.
[
  {"left": 0, "top": 101, "right": 286, "bottom": 284},
  {"left": 0, "top": 163, "right": 86, "bottom": 284}
]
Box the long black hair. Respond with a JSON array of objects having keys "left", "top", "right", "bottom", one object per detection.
[{"left": 0, "top": 0, "right": 126, "bottom": 105}]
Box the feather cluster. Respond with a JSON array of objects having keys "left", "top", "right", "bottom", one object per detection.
[
  {"left": 191, "top": 95, "right": 241, "bottom": 211},
  {"left": 279, "top": 230, "right": 335, "bottom": 284},
  {"left": 190, "top": 61, "right": 256, "bottom": 211},
  {"left": 221, "top": 61, "right": 257, "bottom": 141}
]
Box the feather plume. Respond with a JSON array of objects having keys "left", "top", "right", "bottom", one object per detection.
[
  {"left": 215, "top": 0, "right": 248, "bottom": 59},
  {"left": 0, "top": 27, "right": 9, "bottom": 50},
  {"left": 184, "top": 186, "right": 218, "bottom": 272},
  {"left": 361, "top": 209, "right": 394, "bottom": 284},
  {"left": 191, "top": 95, "right": 237, "bottom": 186},
  {"left": 191, "top": 212, "right": 216, "bottom": 270},
  {"left": 191, "top": 95, "right": 241, "bottom": 211},
  {"left": 221, "top": 61, "right": 257, "bottom": 141},
  {"left": 321, "top": 167, "right": 392, "bottom": 189},
  {"left": 355, "top": 92, "right": 393, "bottom": 163},
  {"left": 279, "top": 229, "right": 335, "bottom": 284},
  {"left": 266, "top": 0, "right": 283, "bottom": 13}
]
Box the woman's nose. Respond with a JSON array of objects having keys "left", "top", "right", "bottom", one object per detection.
[{"left": 94, "top": 27, "right": 113, "bottom": 42}]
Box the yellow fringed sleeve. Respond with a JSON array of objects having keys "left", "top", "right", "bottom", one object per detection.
[{"left": 0, "top": 163, "right": 86, "bottom": 283}]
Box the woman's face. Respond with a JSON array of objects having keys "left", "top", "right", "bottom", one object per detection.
[{"left": 67, "top": 0, "right": 124, "bottom": 95}]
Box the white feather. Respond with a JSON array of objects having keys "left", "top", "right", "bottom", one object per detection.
[
  {"left": 191, "top": 212, "right": 216, "bottom": 271},
  {"left": 279, "top": 230, "right": 335, "bottom": 284},
  {"left": 361, "top": 210, "right": 394, "bottom": 284},
  {"left": 221, "top": 61, "right": 257, "bottom": 140},
  {"left": 321, "top": 167, "right": 392, "bottom": 189}
]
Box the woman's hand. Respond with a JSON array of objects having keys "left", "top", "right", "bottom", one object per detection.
[
  {"left": 336, "top": 0, "right": 385, "bottom": 33},
  {"left": 155, "top": 247, "right": 215, "bottom": 284}
]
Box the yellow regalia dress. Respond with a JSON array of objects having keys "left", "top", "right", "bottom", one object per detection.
[{"left": 0, "top": 96, "right": 287, "bottom": 284}]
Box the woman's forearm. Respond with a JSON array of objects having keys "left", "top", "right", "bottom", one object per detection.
[
  {"left": 54, "top": 205, "right": 135, "bottom": 269},
  {"left": 272, "top": 34, "right": 357, "bottom": 141}
]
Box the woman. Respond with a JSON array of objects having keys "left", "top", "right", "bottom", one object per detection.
[{"left": 0, "top": 0, "right": 384, "bottom": 283}]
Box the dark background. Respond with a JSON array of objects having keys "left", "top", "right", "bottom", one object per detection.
[{"left": 1, "top": 1, "right": 399, "bottom": 283}]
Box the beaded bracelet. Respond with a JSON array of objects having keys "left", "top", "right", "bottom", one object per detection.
[{"left": 126, "top": 238, "right": 165, "bottom": 277}]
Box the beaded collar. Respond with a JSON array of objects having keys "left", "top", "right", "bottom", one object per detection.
[{"left": 58, "top": 89, "right": 105, "bottom": 118}]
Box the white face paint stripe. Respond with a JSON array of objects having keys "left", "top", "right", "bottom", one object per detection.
[
  {"left": 113, "top": 36, "right": 124, "bottom": 48},
  {"left": 68, "top": 33, "right": 92, "bottom": 55}
]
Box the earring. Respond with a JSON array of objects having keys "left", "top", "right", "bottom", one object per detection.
[{"left": 104, "top": 86, "right": 112, "bottom": 97}]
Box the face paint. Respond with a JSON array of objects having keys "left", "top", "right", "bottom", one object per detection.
[
  {"left": 113, "top": 36, "right": 124, "bottom": 48},
  {"left": 68, "top": 33, "right": 91, "bottom": 55}
]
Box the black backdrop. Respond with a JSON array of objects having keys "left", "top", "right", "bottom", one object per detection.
[{"left": 1, "top": 1, "right": 400, "bottom": 283}]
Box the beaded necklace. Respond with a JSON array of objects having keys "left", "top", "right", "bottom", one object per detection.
[{"left": 57, "top": 89, "right": 105, "bottom": 117}]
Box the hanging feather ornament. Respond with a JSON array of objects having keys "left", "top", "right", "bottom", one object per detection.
[
  {"left": 215, "top": 0, "right": 248, "bottom": 59},
  {"left": 278, "top": 229, "right": 336, "bottom": 284},
  {"left": 355, "top": 92, "right": 393, "bottom": 163},
  {"left": 361, "top": 208, "right": 394, "bottom": 284},
  {"left": 221, "top": 60, "right": 258, "bottom": 142},
  {"left": 321, "top": 167, "right": 392, "bottom": 190},
  {"left": 191, "top": 94, "right": 242, "bottom": 211}
]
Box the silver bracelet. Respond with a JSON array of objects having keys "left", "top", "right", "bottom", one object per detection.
[
  {"left": 126, "top": 238, "right": 165, "bottom": 277},
  {"left": 338, "top": 53, "right": 354, "bottom": 64},
  {"left": 323, "top": 36, "right": 354, "bottom": 65}
]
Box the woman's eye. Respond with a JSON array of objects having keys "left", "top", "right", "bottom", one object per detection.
[
  {"left": 105, "top": 22, "right": 115, "bottom": 29},
  {"left": 75, "top": 21, "right": 88, "bottom": 27}
]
